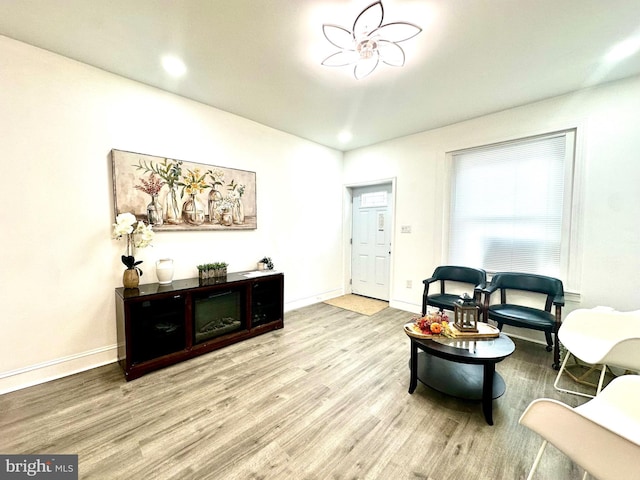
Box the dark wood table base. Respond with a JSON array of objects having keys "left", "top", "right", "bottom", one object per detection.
[
  {"left": 407, "top": 334, "right": 515, "bottom": 425},
  {"left": 410, "top": 352, "right": 506, "bottom": 424}
]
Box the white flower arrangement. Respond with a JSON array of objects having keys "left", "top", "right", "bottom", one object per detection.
[{"left": 112, "top": 213, "right": 154, "bottom": 274}]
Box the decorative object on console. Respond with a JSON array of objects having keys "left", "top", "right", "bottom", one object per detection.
[
  {"left": 258, "top": 257, "right": 274, "bottom": 270},
  {"left": 112, "top": 212, "right": 154, "bottom": 288},
  {"left": 112, "top": 149, "right": 256, "bottom": 231},
  {"left": 454, "top": 293, "right": 479, "bottom": 333},
  {"left": 321, "top": 0, "right": 422, "bottom": 80},
  {"left": 155, "top": 258, "right": 174, "bottom": 285},
  {"left": 197, "top": 262, "right": 229, "bottom": 281},
  {"left": 122, "top": 260, "right": 141, "bottom": 289}
]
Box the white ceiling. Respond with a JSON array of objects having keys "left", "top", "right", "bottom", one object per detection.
[{"left": 2, "top": 0, "right": 640, "bottom": 151}]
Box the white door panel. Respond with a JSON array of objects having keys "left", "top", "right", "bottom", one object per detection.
[{"left": 351, "top": 184, "right": 392, "bottom": 300}]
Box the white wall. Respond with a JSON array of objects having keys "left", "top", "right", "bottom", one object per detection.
[
  {"left": 0, "top": 36, "right": 344, "bottom": 393},
  {"left": 344, "top": 75, "right": 640, "bottom": 337}
]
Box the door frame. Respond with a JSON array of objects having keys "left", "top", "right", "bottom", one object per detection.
[{"left": 342, "top": 178, "right": 397, "bottom": 297}]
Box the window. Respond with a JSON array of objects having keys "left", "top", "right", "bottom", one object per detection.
[{"left": 447, "top": 131, "right": 576, "bottom": 283}]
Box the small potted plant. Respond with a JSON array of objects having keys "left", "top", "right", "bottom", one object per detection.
[
  {"left": 257, "top": 257, "right": 274, "bottom": 270},
  {"left": 197, "top": 264, "right": 207, "bottom": 280},
  {"left": 198, "top": 262, "right": 228, "bottom": 282},
  {"left": 211, "top": 262, "right": 228, "bottom": 278}
]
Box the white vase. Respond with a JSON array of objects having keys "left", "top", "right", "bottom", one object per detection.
[{"left": 156, "top": 258, "right": 174, "bottom": 284}]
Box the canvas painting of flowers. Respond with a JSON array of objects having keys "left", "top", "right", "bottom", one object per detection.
[{"left": 111, "top": 149, "right": 257, "bottom": 231}]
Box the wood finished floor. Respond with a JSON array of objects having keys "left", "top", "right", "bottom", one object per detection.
[{"left": 0, "top": 303, "right": 597, "bottom": 479}]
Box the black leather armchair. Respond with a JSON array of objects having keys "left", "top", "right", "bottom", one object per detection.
[
  {"left": 482, "top": 272, "right": 564, "bottom": 368},
  {"left": 422, "top": 266, "right": 487, "bottom": 317}
]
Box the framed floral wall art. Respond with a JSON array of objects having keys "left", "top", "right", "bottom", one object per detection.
[{"left": 111, "top": 149, "right": 257, "bottom": 231}]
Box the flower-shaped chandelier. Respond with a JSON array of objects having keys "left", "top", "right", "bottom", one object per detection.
[{"left": 321, "top": 1, "right": 422, "bottom": 80}]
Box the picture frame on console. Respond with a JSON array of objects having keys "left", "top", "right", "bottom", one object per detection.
[{"left": 111, "top": 149, "right": 257, "bottom": 231}]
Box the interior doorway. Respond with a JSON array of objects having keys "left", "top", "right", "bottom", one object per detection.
[{"left": 350, "top": 183, "right": 393, "bottom": 301}]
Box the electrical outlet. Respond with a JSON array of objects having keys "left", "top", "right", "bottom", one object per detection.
[
  {"left": 406, "top": 280, "right": 412, "bottom": 288},
  {"left": 401, "top": 225, "right": 412, "bottom": 233}
]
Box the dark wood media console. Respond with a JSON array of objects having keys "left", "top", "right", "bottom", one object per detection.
[{"left": 115, "top": 271, "right": 284, "bottom": 380}]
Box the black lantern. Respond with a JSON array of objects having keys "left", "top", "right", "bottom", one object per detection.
[{"left": 454, "top": 293, "right": 479, "bottom": 333}]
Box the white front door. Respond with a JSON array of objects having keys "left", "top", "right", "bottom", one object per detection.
[{"left": 351, "top": 184, "right": 392, "bottom": 301}]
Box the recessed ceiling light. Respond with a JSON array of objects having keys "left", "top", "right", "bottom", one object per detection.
[
  {"left": 605, "top": 37, "right": 640, "bottom": 63},
  {"left": 338, "top": 130, "right": 353, "bottom": 143},
  {"left": 162, "top": 55, "right": 187, "bottom": 77}
]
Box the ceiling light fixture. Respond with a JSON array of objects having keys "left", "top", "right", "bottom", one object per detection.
[
  {"left": 338, "top": 130, "right": 353, "bottom": 143},
  {"left": 161, "top": 55, "right": 187, "bottom": 77},
  {"left": 321, "top": 1, "right": 422, "bottom": 80},
  {"left": 605, "top": 37, "right": 640, "bottom": 63}
]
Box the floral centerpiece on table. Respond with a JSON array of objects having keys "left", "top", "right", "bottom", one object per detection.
[
  {"left": 409, "top": 311, "right": 453, "bottom": 336},
  {"left": 112, "top": 213, "right": 154, "bottom": 285}
]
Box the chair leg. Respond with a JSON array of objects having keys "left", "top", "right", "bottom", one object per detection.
[
  {"left": 552, "top": 332, "right": 560, "bottom": 369},
  {"left": 596, "top": 364, "right": 608, "bottom": 395},
  {"left": 544, "top": 331, "right": 553, "bottom": 352},
  {"left": 526, "top": 440, "right": 548, "bottom": 480},
  {"left": 554, "top": 351, "right": 571, "bottom": 389},
  {"left": 554, "top": 351, "right": 596, "bottom": 399}
]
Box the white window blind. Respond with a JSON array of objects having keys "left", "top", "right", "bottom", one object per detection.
[{"left": 448, "top": 133, "right": 568, "bottom": 277}]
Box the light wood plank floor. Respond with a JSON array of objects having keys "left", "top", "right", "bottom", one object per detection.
[{"left": 0, "top": 304, "right": 596, "bottom": 479}]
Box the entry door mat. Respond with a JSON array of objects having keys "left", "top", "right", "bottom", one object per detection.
[{"left": 324, "top": 294, "right": 388, "bottom": 316}]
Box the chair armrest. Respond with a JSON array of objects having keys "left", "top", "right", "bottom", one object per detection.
[
  {"left": 422, "top": 277, "right": 437, "bottom": 285},
  {"left": 553, "top": 294, "right": 565, "bottom": 306},
  {"left": 482, "top": 284, "right": 499, "bottom": 296},
  {"left": 473, "top": 279, "right": 487, "bottom": 293}
]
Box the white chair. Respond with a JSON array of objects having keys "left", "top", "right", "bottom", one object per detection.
[
  {"left": 519, "top": 375, "right": 640, "bottom": 480},
  {"left": 554, "top": 307, "right": 640, "bottom": 398}
]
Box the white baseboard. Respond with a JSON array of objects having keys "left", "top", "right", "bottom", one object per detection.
[
  {"left": 0, "top": 345, "right": 117, "bottom": 395},
  {"left": 389, "top": 299, "right": 421, "bottom": 314},
  {"left": 284, "top": 288, "right": 344, "bottom": 312}
]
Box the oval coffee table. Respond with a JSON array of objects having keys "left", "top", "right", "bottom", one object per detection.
[{"left": 407, "top": 333, "right": 515, "bottom": 425}]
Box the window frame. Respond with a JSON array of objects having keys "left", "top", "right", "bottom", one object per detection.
[{"left": 442, "top": 128, "right": 583, "bottom": 296}]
